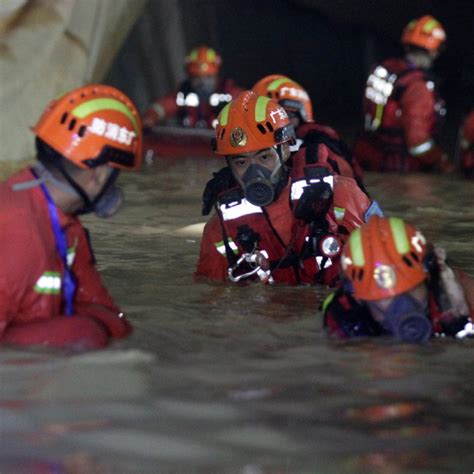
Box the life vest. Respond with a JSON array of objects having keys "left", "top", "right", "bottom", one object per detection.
[
  {"left": 363, "top": 59, "right": 445, "bottom": 136},
  {"left": 175, "top": 80, "right": 233, "bottom": 128},
  {"left": 215, "top": 186, "right": 325, "bottom": 285}
]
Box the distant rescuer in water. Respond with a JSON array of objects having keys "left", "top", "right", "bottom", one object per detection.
[
  {"left": 195, "top": 91, "right": 381, "bottom": 285},
  {"left": 142, "top": 45, "right": 242, "bottom": 129},
  {"left": 353, "top": 15, "right": 451, "bottom": 173},
  {"left": 323, "top": 216, "right": 474, "bottom": 342},
  {"left": 0, "top": 84, "right": 142, "bottom": 350}
]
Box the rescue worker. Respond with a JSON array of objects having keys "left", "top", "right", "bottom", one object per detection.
[
  {"left": 252, "top": 74, "right": 365, "bottom": 187},
  {"left": 143, "top": 45, "right": 242, "bottom": 129},
  {"left": 0, "top": 84, "right": 142, "bottom": 350},
  {"left": 353, "top": 15, "right": 450, "bottom": 172},
  {"left": 195, "top": 91, "right": 382, "bottom": 285},
  {"left": 323, "top": 216, "right": 474, "bottom": 342},
  {"left": 458, "top": 109, "right": 474, "bottom": 179}
]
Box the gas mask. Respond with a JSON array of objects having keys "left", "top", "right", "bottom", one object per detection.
[
  {"left": 368, "top": 294, "right": 432, "bottom": 343},
  {"left": 239, "top": 163, "right": 288, "bottom": 208}
]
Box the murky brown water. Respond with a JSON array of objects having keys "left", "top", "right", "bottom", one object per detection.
[{"left": 1, "top": 157, "right": 473, "bottom": 473}]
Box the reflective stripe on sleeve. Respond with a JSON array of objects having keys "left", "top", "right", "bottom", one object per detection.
[
  {"left": 152, "top": 103, "right": 166, "bottom": 119},
  {"left": 34, "top": 271, "right": 61, "bottom": 295},
  {"left": 408, "top": 139, "right": 434, "bottom": 156},
  {"left": 214, "top": 239, "right": 239, "bottom": 256}
]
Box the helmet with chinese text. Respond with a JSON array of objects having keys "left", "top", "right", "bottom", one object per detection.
[
  {"left": 213, "top": 90, "right": 295, "bottom": 156},
  {"left": 32, "top": 84, "right": 142, "bottom": 170}
]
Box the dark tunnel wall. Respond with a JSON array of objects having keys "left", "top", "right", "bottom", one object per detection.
[{"left": 107, "top": 0, "right": 474, "bottom": 149}]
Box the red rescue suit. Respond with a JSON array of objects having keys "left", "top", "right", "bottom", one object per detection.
[
  {"left": 0, "top": 168, "right": 131, "bottom": 349},
  {"left": 195, "top": 150, "right": 379, "bottom": 285},
  {"left": 459, "top": 110, "right": 474, "bottom": 179},
  {"left": 144, "top": 78, "right": 242, "bottom": 129},
  {"left": 353, "top": 58, "right": 446, "bottom": 172}
]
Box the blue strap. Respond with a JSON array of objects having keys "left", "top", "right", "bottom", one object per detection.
[
  {"left": 364, "top": 200, "right": 384, "bottom": 222},
  {"left": 32, "top": 169, "right": 76, "bottom": 315}
]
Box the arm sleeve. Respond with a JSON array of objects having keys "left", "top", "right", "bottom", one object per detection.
[
  {"left": 194, "top": 216, "right": 229, "bottom": 282},
  {"left": 71, "top": 225, "right": 132, "bottom": 339},
  {"left": 0, "top": 211, "right": 34, "bottom": 336},
  {"left": 333, "top": 176, "right": 372, "bottom": 233},
  {"left": 143, "top": 92, "right": 179, "bottom": 126},
  {"left": 401, "top": 80, "right": 435, "bottom": 149},
  {"left": 72, "top": 225, "right": 119, "bottom": 313}
]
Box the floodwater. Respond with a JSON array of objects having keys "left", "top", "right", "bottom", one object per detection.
[{"left": 1, "top": 157, "right": 473, "bottom": 474}]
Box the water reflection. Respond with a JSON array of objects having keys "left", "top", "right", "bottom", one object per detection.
[{"left": 0, "top": 159, "right": 473, "bottom": 472}]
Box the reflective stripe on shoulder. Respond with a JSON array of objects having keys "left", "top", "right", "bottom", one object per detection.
[
  {"left": 408, "top": 139, "right": 434, "bottom": 156},
  {"left": 34, "top": 271, "right": 61, "bottom": 295},
  {"left": 219, "top": 199, "right": 262, "bottom": 221},
  {"left": 291, "top": 176, "right": 334, "bottom": 201}
]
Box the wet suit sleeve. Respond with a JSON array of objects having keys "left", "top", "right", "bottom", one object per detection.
[
  {"left": 143, "top": 92, "right": 179, "bottom": 127},
  {"left": 332, "top": 176, "right": 373, "bottom": 232},
  {"left": 194, "top": 215, "right": 229, "bottom": 282},
  {"left": 0, "top": 214, "right": 109, "bottom": 350},
  {"left": 401, "top": 80, "right": 445, "bottom": 168},
  {"left": 71, "top": 224, "right": 132, "bottom": 339},
  {"left": 401, "top": 80, "right": 435, "bottom": 149}
]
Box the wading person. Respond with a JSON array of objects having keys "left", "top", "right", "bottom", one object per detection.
[
  {"left": 252, "top": 74, "right": 365, "bottom": 189},
  {"left": 353, "top": 15, "right": 451, "bottom": 172},
  {"left": 0, "top": 84, "right": 142, "bottom": 349},
  {"left": 323, "top": 216, "right": 474, "bottom": 342},
  {"left": 195, "top": 91, "right": 382, "bottom": 285},
  {"left": 143, "top": 45, "right": 242, "bottom": 129}
]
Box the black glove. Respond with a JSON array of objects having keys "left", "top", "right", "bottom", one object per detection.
[
  {"left": 202, "top": 167, "right": 237, "bottom": 215},
  {"left": 294, "top": 181, "right": 333, "bottom": 223}
]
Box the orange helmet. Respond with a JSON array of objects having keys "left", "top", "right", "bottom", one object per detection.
[
  {"left": 213, "top": 90, "right": 295, "bottom": 155},
  {"left": 185, "top": 46, "right": 222, "bottom": 76},
  {"left": 342, "top": 216, "right": 429, "bottom": 301},
  {"left": 252, "top": 74, "right": 314, "bottom": 122},
  {"left": 33, "top": 84, "right": 142, "bottom": 170},
  {"left": 401, "top": 15, "right": 446, "bottom": 52}
]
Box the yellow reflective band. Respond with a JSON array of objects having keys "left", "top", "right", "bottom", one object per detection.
[
  {"left": 334, "top": 206, "right": 346, "bottom": 221},
  {"left": 72, "top": 98, "right": 139, "bottom": 134},
  {"left": 349, "top": 228, "right": 365, "bottom": 267},
  {"left": 255, "top": 96, "right": 270, "bottom": 122},
  {"left": 423, "top": 19, "right": 439, "bottom": 33},
  {"left": 374, "top": 103, "right": 384, "bottom": 128},
  {"left": 322, "top": 292, "right": 336, "bottom": 314},
  {"left": 215, "top": 239, "right": 239, "bottom": 255},
  {"left": 189, "top": 49, "right": 198, "bottom": 61},
  {"left": 207, "top": 48, "right": 216, "bottom": 62},
  {"left": 268, "top": 77, "right": 292, "bottom": 92},
  {"left": 389, "top": 217, "right": 410, "bottom": 254},
  {"left": 219, "top": 103, "right": 231, "bottom": 126}
]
